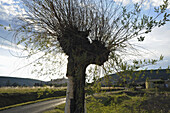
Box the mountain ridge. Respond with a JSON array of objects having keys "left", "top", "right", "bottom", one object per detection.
[{"left": 0, "top": 76, "right": 46, "bottom": 87}]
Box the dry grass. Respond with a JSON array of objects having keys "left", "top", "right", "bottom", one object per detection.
[{"left": 0, "top": 86, "right": 67, "bottom": 94}]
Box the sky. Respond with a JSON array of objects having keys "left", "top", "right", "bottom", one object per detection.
[{"left": 0, "top": 0, "right": 170, "bottom": 81}]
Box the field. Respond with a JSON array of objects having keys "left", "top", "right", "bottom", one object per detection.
[
  {"left": 44, "top": 88, "right": 170, "bottom": 113},
  {"left": 1, "top": 86, "right": 170, "bottom": 113},
  {"left": 0, "top": 86, "right": 67, "bottom": 93},
  {"left": 0, "top": 87, "right": 66, "bottom": 109}
]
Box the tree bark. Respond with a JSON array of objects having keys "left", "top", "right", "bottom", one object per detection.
[
  {"left": 65, "top": 61, "right": 87, "bottom": 113},
  {"left": 59, "top": 28, "right": 109, "bottom": 113},
  {"left": 65, "top": 76, "right": 74, "bottom": 113}
]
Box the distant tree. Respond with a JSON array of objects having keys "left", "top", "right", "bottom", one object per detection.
[
  {"left": 12, "top": 0, "right": 169, "bottom": 112},
  {"left": 34, "top": 83, "right": 40, "bottom": 86},
  {"left": 49, "top": 83, "right": 53, "bottom": 87}
]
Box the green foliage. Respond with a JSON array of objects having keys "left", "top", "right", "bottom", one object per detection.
[
  {"left": 102, "top": 55, "right": 165, "bottom": 88},
  {"left": 17, "top": 37, "right": 26, "bottom": 45},
  {"left": 37, "top": 87, "right": 60, "bottom": 98},
  {"left": 0, "top": 24, "right": 12, "bottom": 31},
  {"left": 43, "top": 109, "right": 64, "bottom": 113},
  {"left": 36, "top": 87, "right": 66, "bottom": 99},
  {"left": 1, "top": 0, "right": 170, "bottom": 111},
  {"left": 43, "top": 104, "right": 65, "bottom": 113},
  {"left": 44, "top": 89, "right": 170, "bottom": 113},
  {"left": 166, "top": 66, "right": 170, "bottom": 74},
  {"left": 0, "top": 87, "right": 66, "bottom": 108},
  {"left": 4, "top": 0, "right": 168, "bottom": 78},
  {"left": 86, "top": 90, "right": 170, "bottom": 113}
]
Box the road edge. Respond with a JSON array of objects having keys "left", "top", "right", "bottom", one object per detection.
[{"left": 0, "top": 96, "right": 66, "bottom": 111}]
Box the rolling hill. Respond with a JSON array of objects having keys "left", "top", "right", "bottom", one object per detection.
[
  {"left": 0, "top": 76, "right": 46, "bottom": 87},
  {"left": 100, "top": 69, "right": 170, "bottom": 86}
]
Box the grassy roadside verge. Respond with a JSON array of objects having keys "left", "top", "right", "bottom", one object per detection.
[
  {"left": 43, "top": 104, "right": 65, "bottom": 113},
  {"left": 0, "top": 87, "right": 66, "bottom": 108},
  {"left": 0, "top": 96, "right": 66, "bottom": 111},
  {"left": 0, "top": 87, "right": 66, "bottom": 111},
  {"left": 44, "top": 89, "right": 170, "bottom": 113}
]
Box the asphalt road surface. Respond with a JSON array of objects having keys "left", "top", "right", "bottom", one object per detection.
[{"left": 0, "top": 98, "right": 66, "bottom": 113}]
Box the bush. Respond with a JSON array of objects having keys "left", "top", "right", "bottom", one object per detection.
[{"left": 0, "top": 87, "right": 66, "bottom": 107}]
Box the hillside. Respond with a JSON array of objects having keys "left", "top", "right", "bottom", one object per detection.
[
  {"left": 100, "top": 69, "right": 170, "bottom": 86},
  {"left": 0, "top": 76, "right": 46, "bottom": 87}
]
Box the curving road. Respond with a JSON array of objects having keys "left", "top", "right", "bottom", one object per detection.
[{"left": 0, "top": 98, "right": 66, "bottom": 113}]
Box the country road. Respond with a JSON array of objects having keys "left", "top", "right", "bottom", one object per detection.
[{"left": 0, "top": 98, "right": 66, "bottom": 113}]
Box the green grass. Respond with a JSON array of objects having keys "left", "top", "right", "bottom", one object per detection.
[
  {"left": 86, "top": 90, "right": 170, "bottom": 113},
  {"left": 0, "top": 87, "right": 66, "bottom": 108},
  {"left": 44, "top": 89, "right": 170, "bottom": 113},
  {"left": 43, "top": 104, "right": 65, "bottom": 113}
]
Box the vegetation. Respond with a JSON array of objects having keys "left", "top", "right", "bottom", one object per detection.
[
  {"left": 0, "top": 87, "right": 66, "bottom": 108},
  {"left": 8, "top": 0, "right": 169, "bottom": 112},
  {"left": 43, "top": 104, "right": 65, "bottom": 113},
  {"left": 0, "top": 0, "right": 169, "bottom": 112},
  {"left": 44, "top": 89, "right": 170, "bottom": 113},
  {"left": 0, "top": 87, "right": 66, "bottom": 94}
]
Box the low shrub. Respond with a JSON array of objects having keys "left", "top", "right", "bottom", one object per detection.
[{"left": 0, "top": 87, "right": 66, "bottom": 108}]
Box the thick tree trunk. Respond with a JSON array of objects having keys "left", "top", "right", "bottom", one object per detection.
[
  {"left": 65, "top": 62, "right": 87, "bottom": 113},
  {"left": 61, "top": 28, "right": 110, "bottom": 113}
]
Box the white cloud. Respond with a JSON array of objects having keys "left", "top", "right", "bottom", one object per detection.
[
  {"left": 114, "top": 0, "right": 131, "bottom": 5},
  {"left": 142, "top": 25, "right": 170, "bottom": 55},
  {"left": 129, "top": 23, "right": 170, "bottom": 69},
  {"left": 0, "top": 37, "right": 67, "bottom": 81},
  {"left": 114, "top": 0, "right": 170, "bottom": 9},
  {"left": 132, "top": 0, "right": 163, "bottom": 6},
  {"left": 0, "top": 44, "right": 21, "bottom": 52},
  {"left": 132, "top": 0, "right": 142, "bottom": 3},
  {"left": 0, "top": 38, "right": 25, "bottom": 53},
  {"left": 0, "top": 0, "right": 25, "bottom": 21},
  {"left": 0, "top": 0, "right": 169, "bottom": 81},
  {"left": 150, "top": 0, "right": 163, "bottom": 6},
  {"left": 0, "top": 0, "right": 19, "bottom": 4},
  {"left": 0, "top": 54, "right": 36, "bottom": 79}
]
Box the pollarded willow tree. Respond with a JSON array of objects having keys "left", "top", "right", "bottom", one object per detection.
[{"left": 13, "top": 0, "right": 169, "bottom": 112}]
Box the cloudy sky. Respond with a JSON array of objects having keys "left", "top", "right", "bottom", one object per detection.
[{"left": 0, "top": 0, "right": 170, "bottom": 81}]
